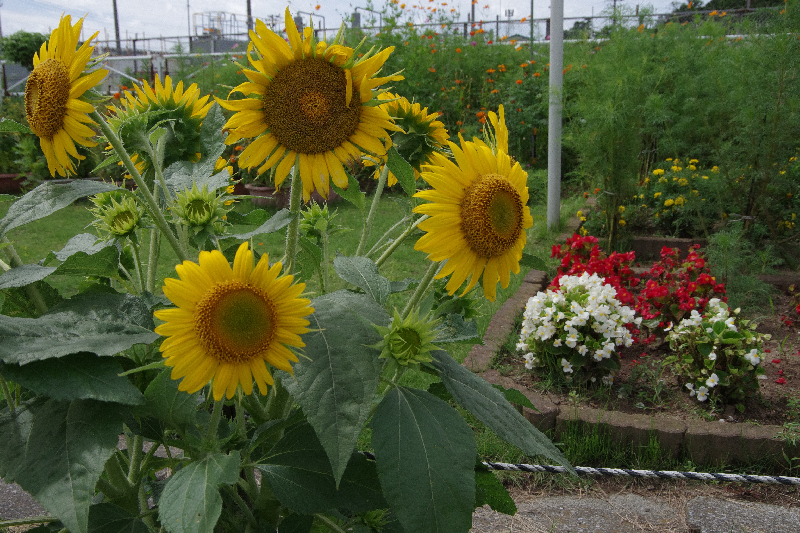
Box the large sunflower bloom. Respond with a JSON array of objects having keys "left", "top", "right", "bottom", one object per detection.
[
  {"left": 25, "top": 15, "right": 107, "bottom": 177},
  {"left": 107, "top": 75, "right": 213, "bottom": 177},
  {"left": 217, "top": 8, "right": 403, "bottom": 202},
  {"left": 367, "top": 92, "right": 449, "bottom": 186},
  {"left": 413, "top": 106, "right": 532, "bottom": 302},
  {"left": 154, "top": 243, "right": 314, "bottom": 401}
]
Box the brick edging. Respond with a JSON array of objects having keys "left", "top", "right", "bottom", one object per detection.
[{"left": 463, "top": 221, "right": 800, "bottom": 467}]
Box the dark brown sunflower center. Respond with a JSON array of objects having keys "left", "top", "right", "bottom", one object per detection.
[
  {"left": 25, "top": 59, "right": 71, "bottom": 139},
  {"left": 262, "top": 57, "right": 361, "bottom": 154},
  {"left": 460, "top": 174, "right": 524, "bottom": 259},
  {"left": 194, "top": 280, "right": 276, "bottom": 364}
]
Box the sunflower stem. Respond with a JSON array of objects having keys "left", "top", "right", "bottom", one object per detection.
[
  {"left": 146, "top": 228, "right": 161, "bottom": 294},
  {"left": 224, "top": 485, "right": 257, "bottom": 528},
  {"left": 206, "top": 399, "right": 224, "bottom": 444},
  {"left": 235, "top": 390, "right": 247, "bottom": 439},
  {"left": 1, "top": 237, "right": 48, "bottom": 315},
  {"left": 401, "top": 260, "right": 438, "bottom": 319},
  {"left": 127, "top": 435, "right": 144, "bottom": 484},
  {"left": 0, "top": 372, "right": 16, "bottom": 414},
  {"left": 283, "top": 163, "right": 303, "bottom": 274},
  {"left": 367, "top": 214, "right": 411, "bottom": 258},
  {"left": 129, "top": 237, "right": 145, "bottom": 295},
  {"left": 356, "top": 164, "right": 389, "bottom": 256},
  {"left": 90, "top": 110, "right": 190, "bottom": 263},
  {"left": 242, "top": 392, "right": 269, "bottom": 426},
  {"left": 0, "top": 517, "right": 61, "bottom": 528},
  {"left": 375, "top": 215, "right": 428, "bottom": 267}
]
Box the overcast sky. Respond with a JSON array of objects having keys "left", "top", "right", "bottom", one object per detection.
[{"left": 1, "top": 0, "right": 682, "bottom": 47}]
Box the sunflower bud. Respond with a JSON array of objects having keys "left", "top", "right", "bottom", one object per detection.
[
  {"left": 374, "top": 309, "right": 439, "bottom": 369},
  {"left": 172, "top": 183, "right": 230, "bottom": 228},
  {"left": 91, "top": 195, "right": 145, "bottom": 239}
]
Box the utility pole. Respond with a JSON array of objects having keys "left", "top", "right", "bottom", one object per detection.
[
  {"left": 547, "top": 0, "right": 564, "bottom": 229},
  {"left": 112, "top": 0, "right": 122, "bottom": 54},
  {"left": 246, "top": 0, "right": 253, "bottom": 31}
]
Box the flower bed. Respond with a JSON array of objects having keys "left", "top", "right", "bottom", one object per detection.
[{"left": 498, "top": 234, "right": 800, "bottom": 424}]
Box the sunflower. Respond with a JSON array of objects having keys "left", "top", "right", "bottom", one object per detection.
[
  {"left": 154, "top": 242, "right": 314, "bottom": 401},
  {"left": 365, "top": 92, "right": 449, "bottom": 186},
  {"left": 413, "top": 106, "right": 532, "bottom": 302},
  {"left": 24, "top": 15, "right": 107, "bottom": 177},
  {"left": 217, "top": 8, "right": 403, "bottom": 202},
  {"left": 107, "top": 75, "right": 213, "bottom": 178}
]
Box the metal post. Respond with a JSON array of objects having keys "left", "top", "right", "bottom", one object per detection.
[
  {"left": 112, "top": 0, "right": 122, "bottom": 54},
  {"left": 546, "top": 0, "right": 563, "bottom": 230},
  {"left": 246, "top": 0, "right": 253, "bottom": 31},
  {"left": 0, "top": 2, "right": 6, "bottom": 99}
]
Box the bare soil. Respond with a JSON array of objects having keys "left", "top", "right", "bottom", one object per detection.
[{"left": 493, "top": 291, "right": 800, "bottom": 428}]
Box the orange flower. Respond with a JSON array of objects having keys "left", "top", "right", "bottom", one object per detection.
[
  {"left": 594, "top": 187, "right": 601, "bottom": 194},
  {"left": 637, "top": 24, "right": 644, "bottom": 33},
  {"left": 113, "top": 92, "right": 121, "bottom": 99},
  {"left": 491, "top": 89, "right": 498, "bottom": 94},
  {"left": 486, "top": 68, "right": 496, "bottom": 73},
  {"left": 455, "top": 79, "right": 462, "bottom": 84},
  {"left": 520, "top": 63, "right": 528, "bottom": 68},
  {"left": 429, "top": 67, "right": 436, "bottom": 72},
  {"left": 521, "top": 17, "right": 527, "bottom": 22},
  {"left": 315, "top": 4, "right": 321, "bottom": 9},
  {"left": 486, "top": 78, "right": 494, "bottom": 83},
  {"left": 516, "top": 79, "right": 523, "bottom": 85},
  {"left": 456, "top": 120, "right": 463, "bottom": 125},
  {"left": 533, "top": 72, "right": 540, "bottom": 77},
  {"left": 516, "top": 108, "right": 521, "bottom": 112},
  {"left": 487, "top": 40, "right": 493, "bottom": 44},
  {"left": 431, "top": 49, "right": 437, "bottom": 53},
  {"left": 234, "top": 145, "right": 244, "bottom": 152},
  {"left": 479, "top": 117, "right": 486, "bottom": 123},
  {"left": 498, "top": 64, "right": 506, "bottom": 72},
  {"left": 456, "top": 47, "right": 462, "bottom": 53}
]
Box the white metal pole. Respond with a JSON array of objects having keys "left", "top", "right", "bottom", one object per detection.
[{"left": 546, "top": 0, "right": 564, "bottom": 230}]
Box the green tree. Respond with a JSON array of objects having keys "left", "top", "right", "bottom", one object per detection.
[{"left": 1, "top": 30, "right": 48, "bottom": 71}]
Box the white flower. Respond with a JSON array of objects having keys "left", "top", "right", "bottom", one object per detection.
[
  {"left": 725, "top": 317, "right": 737, "bottom": 331},
  {"left": 686, "top": 383, "right": 696, "bottom": 397},
  {"left": 578, "top": 345, "right": 589, "bottom": 356},
  {"left": 524, "top": 352, "right": 537, "bottom": 370},
  {"left": 696, "top": 386, "right": 709, "bottom": 402},
  {"left": 664, "top": 322, "right": 673, "bottom": 332},
  {"left": 561, "top": 358, "right": 573, "bottom": 373},
  {"left": 706, "top": 373, "right": 719, "bottom": 388},
  {"left": 516, "top": 342, "right": 529, "bottom": 352},
  {"left": 744, "top": 349, "right": 761, "bottom": 365},
  {"left": 601, "top": 373, "right": 615, "bottom": 386},
  {"left": 708, "top": 352, "right": 717, "bottom": 361},
  {"left": 553, "top": 338, "right": 563, "bottom": 347}
]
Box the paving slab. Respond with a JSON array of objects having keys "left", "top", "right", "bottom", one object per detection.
[
  {"left": 686, "top": 495, "right": 800, "bottom": 533},
  {"left": 0, "top": 479, "right": 46, "bottom": 521},
  {"left": 471, "top": 494, "right": 684, "bottom": 532}
]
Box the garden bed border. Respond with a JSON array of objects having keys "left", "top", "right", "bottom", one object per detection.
[{"left": 464, "top": 220, "right": 800, "bottom": 467}]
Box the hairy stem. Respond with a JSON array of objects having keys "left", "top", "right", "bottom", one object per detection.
[
  {"left": 283, "top": 163, "right": 302, "bottom": 274},
  {"left": 375, "top": 215, "right": 428, "bottom": 267},
  {"left": 356, "top": 164, "right": 389, "bottom": 256},
  {"left": 401, "top": 260, "right": 438, "bottom": 319},
  {"left": 90, "top": 110, "right": 189, "bottom": 262}
]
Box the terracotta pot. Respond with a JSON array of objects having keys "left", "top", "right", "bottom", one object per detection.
[{"left": 244, "top": 183, "right": 285, "bottom": 208}]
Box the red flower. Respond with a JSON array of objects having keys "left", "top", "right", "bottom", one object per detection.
[
  {"left": 773, "top": 359, "right": 782, "bottom": 364},
  {"left": 776, "top": 377, "right": 787, "bottom": 384}
]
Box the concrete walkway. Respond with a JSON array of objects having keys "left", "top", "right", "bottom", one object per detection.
[{"left": 4, "top": 477, "right": 800, "bottom": 533}]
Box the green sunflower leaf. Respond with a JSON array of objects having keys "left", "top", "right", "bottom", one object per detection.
[
  {"left": 491, "top": 384, "right": 537, "bottom": 412},
  {"left": 0, "top": 264, "right": 57, "bottom": 289},
  {"left": 0, "top": 292, "right": 159, "bottom": 365},
  {"left": 163, "top": 104, "right": 228, "bottom": 194},
  {"left": 519, "top": 252, "right": 549, "bottom": 271},
  {"left": 0, "top": 353, "right": 144, "bottom": 405},
  {"left": 54, "top": 245, "right": 122, "bottom": 279},
  {"left": 87, "top": 503, "right": 150, "bottom": 533},
  {"left": 372, "top": 386, "right": 476, "bottom": 533},
  {"left": 295, "top": 236, "right": 322, "bottom": 285},
  {"left": 0, "top": 180, "right": 120, "bottom": 239},
  {"left": 227, "top": 208, "right": 294, "bottom": 239},
  {"left": 0, "top": 117, "right": 33, "bottom": 134},
  {"left": 429, "top": 350, "right": 575, "bottom": 475},
  {"left": 475, "top": 463, "right": 517, "bottom": 515},
  {"left": 225, "top": 209, "right": 270, "bottom": 226},
  {"left": 282, "top": 290, "right": 387, "bottom": 485},
  {"left": 333, "top": 255, "right": 391, "bottom": 305},
  {"left": 140, "top": 368, "right": 200, "bottom": 432},
  {"left": 0, "top": 399, "right": 128, "bottom": 533},
  {"left": 158, "top": 452, "right": 240, "bottom": 533},
  {"left": 332, "top": 172, "right": 366, "bottom": 213},
  {"left": 335, "top": 452, "right": 388, "bottom": 513},
  {"left": 277, "top": 514, "right": 314, "bottom": 533},
  {"left": 386, "top": 147, "right": 416, "bottom": 197},
  {"left": 256, "top": 423, "right": 337, "bottom": 515},
  {"left": 92, "top": 153, "right": 121, "bottom": 173},
  {"left": 435, "top": 313, "right": 480, "bottom": 343}
]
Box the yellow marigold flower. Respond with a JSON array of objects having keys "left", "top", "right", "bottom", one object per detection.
[
  {"left": 671, "top": 166, "right": 682, "bottom": 172},
  {"left": 652, "top": 169, "right": 665, "bottom": 176},
  {"left": 664, "top": 198, "right": 675, "bottom": 207},
  {"left": 689, "top": 159, "right": 699, "bottom": 164},
  {"left": 711, "top": 166, "right": 719, "bottom": 173},
  {"left": 154, "top": 242, "right": 314, "bottom": 400},
  {"left": 217, "top": 9, "right": 403, "bottom": 203},
  {"left": 413, "top": 106, "right": 532, "bottom": 302},
  {"left": 665, "top": 158, "right": 673, "bottom": 162},
  {"left": 688, "top": 165, "right": 697, "bottom": 171},
  {"left": 618, "top": 205, "right": 625, "bottom": 213},
  {"left": 678, "top": 178, "right": 688, "bottom": 186},
  {"left": 25, "top": 15, "right": 107, "bottom": 176},
  {"left": 619, "top": 219, "right": 626, "bottom": 226},
  {"left": 654, "top": 192, "right": 662, "bottom": 198}
]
